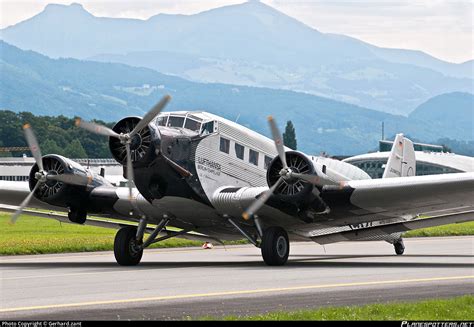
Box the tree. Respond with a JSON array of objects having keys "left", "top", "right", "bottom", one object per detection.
[
  {"left": 283, "top": 120, "right": 297, "bottom": 150},
  {"left": 41, "top": 139, "right": 63, "bottom": 156},
  {"left": 64, "top": 139, "right": 88, "bottom": 158}
]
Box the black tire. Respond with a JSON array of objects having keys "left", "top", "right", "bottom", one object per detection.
[
  {"left": 114, "top": 226, "right": 143, "bottom": 266},
  {"left": 394, "top": 240, "right": 405, "bottom": 255},
  {"left": 68, "top": 209, "right": 87, "bottom": 224},
  {"left": 261, "top": 226, "right": 290, "bottom": 266}
]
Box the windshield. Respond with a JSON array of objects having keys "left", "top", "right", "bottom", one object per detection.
[{"left": 156, "top": 114, "right": 204, "bottom": 133}]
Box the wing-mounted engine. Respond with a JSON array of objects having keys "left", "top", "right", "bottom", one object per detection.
[
  {"left": 267, "top": 151, "right": 314, "bottom": 199},
  {"left": 109, "top": 117, "right": 154, "bottom": 166},
  {"left": 265, "top": 151, "right": 329, "bottom": 221},
  {"left": 242, "top": 116, "right": 336, "bottom": 222},
  {"left": 28, "top": 154, "right": 109, "bottom": 218}
]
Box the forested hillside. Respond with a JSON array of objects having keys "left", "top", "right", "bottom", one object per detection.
[{"left": 0, "top": 110, "right": 113, "bottom": 158}]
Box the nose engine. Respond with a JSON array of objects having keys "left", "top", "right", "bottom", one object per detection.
[{"left": 109, "top": 117, "right": 154, "bottom": 166}]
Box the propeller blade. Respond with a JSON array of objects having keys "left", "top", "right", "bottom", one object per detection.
[
  {"left": 47, "top": 174, "right": 89, "bottom": 186},
  {"left": 10, "top": 181, "right": 41, "bottom": 224},
  {"left": 23, "top": 124, "right": 44, "bottom": 172},
  {"left": 75, "top": 119, "right": 120, "bottom": 139},
  {"left": 242, "top": 177, "right": 283, "bottom": 220},
  {"left": 163, "top": 155, "right": 193, "bottom": 178},
  {"left": 267, "top": 116, "right": 288, "bottom": 170},
  {"left": 129, "top": 95, "right": 171, "bottom": 138},
  {"left": 291, "top": 172, "right": 337, "bottom": 187},
  {"left": 125, "top": 142, "right": 134, "bottom": 200}
]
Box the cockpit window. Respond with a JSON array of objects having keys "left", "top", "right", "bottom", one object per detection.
[
  {"left": 156, "top": 115, "right": 168, "bottom": 126},
  {"left": 184, "top": 118, "right": 201, "bottom": 132},
  {"left": 167, "top": 116, "right": 185, "bottom": 128},
  {"left": 200, "top": 121, "right": 215, "bottom": 135}
]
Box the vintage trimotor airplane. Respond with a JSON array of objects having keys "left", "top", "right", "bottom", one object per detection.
[{"left": 1, "top": 95, "right": 473, "bottom": 266}]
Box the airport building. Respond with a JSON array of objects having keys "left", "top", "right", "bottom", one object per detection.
[
  {"left": 0, "top": 156, "right": 126, "bottom": 185},
  {"left": 344, "top": 151, "right": 474, "bottom": 179}
]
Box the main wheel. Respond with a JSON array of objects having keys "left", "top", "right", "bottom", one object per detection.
[
  {"left": 394, "top": 239, "right": 405, "bottom": 255},
  {"left": 261, "top": 226, "right": 290, "bottom": 266},
  {"left": 68, "top": 209, "right": 87, "bottom": 224},
  {"left": 114, "top": 226, "right": 143, "bottom": 266}
]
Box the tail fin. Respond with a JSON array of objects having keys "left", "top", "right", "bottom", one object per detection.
[{"left": 382, "top": 134, "right": 416, "bottom": 178}]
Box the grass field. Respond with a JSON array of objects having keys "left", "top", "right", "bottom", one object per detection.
[
  {"left": 213, "top": 295, "right": 474, "bottom": 320},
  {"left": 0, "top": 212, "right": 472, "bottom": 255},
  {"left": 404, "top": 221, "right": 474, "bottom": 237},
  {"left": 0, "top": 213, "right": 203, "bottom": 255}
]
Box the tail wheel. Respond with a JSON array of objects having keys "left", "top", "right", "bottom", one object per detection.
[
  {"left": 114, "top": 226, "right": 143, "bottom": 266},
  {"left": 394, "top": 239, "right": 405, "bottom": 255},
  {"left": 261, "top": 226, "right": 290, "bottom": 266}
]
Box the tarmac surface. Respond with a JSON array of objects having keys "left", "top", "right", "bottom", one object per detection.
[{"left": 0, "top": 236, "right": 473, "bottom": 320}]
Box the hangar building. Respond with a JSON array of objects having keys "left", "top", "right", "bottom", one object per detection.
[
  {"left": 0, "top": 156, "right": 125, "bottom": 185},
  {"left": 344, "top": 151, "right": 473, "bottom": 179}
]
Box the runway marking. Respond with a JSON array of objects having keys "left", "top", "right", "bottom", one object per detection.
[
  {"left": 1, "top": 269, "right": 146, "bottom": 281},
  {"left": 0, "top": 275, "right": 472, "bottom": 313}
]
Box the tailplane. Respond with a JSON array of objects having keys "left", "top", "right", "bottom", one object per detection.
[{"left": 382, "top": 134, "right": 416, "bottom": 178}]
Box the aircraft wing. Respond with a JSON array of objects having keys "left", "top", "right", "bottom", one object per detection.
[
  {"left": 0, "top": 181, "right": 224, "bottom": 244},
  {"left": 322, "top": 172, "right": 474, "bottom": 221},
  {"left": 310, "top": 209, "right": 473, "bottom": 244},
  {"left": 211, "top": 172, "right": 473, "bottom": 241}
]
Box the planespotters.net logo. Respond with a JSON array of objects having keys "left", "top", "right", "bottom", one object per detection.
[{"left": 402, "top": 322, "right": 473, "bottom": 327}]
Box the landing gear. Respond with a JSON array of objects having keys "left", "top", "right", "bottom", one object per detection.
[
  {"left": 114, "top": 217, "right": 180, "bottom": 266},
  {"left": 114, "top": 226, "right": 143, "bottom": 266},
  {"left": 68, "top": 209, "right": 87, "bottom": 224},
  {"left": 261, "top": 226, "right": 290, "bottom": 266},
  {"left": 394, "top": 239, "right": 405, "bottom": 255},
  {"left": 227, "top": 217, "right": 290, "bottom": 266}
]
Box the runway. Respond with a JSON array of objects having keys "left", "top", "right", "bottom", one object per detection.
[{"left": 0, "top": 236, "right": 473, "bottom": 320}]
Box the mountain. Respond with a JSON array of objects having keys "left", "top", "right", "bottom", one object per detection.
[
  {"left": 409, "top": 92, "right": 474, "bottom": 141},
  {"left": 367, "top": 46, "right": 473, "bottom": 79},
  {"left": 2, "top": 41, "right": 466, "bottom": 155},
  {"left": 1, "top": 1, "right": 472, "bottom": 116}
]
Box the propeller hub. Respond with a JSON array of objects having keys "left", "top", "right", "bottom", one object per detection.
[
  {"left": 280, "top": 167, "right": 292, "bottom": 180},
  {"left": 129, "top": 133, "right": 142, "bottom": 151},
  {"left": 35, "top": 171, "right": 47, "bottom": 183}
]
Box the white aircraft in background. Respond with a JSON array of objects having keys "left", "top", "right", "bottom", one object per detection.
[{"left": 1, "top": 95, "right": 472, "bottom": 266}]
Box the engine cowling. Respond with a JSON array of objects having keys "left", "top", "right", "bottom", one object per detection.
[
  {"left": 109, "top": 117, "right": 154, "bottom": 165},
  {"left": 266, "top": 151, "right": 315, "bottom": 199},
  {"left": 266, "top": 151, "right": 329, "bottom": 220},
  {"left": 29, "top": 154, "right": 106, "bottom": 210}
]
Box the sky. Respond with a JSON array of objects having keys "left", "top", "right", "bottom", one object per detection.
[{"left": 0, "top": 0, "right": 472, "bottom": 63}]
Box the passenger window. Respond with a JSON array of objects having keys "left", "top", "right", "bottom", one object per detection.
[
  {"left": 264, "top": 155, "right": 273, "bottom": 169},
  {"left": 249, "top": 149, "right": 259, "bottom": 166},
  {"left": 220, "top": 137, "right": 230, "bottom": 154},
  {"left": 184, "top": 118, "right": 201, "bottom": 132},
  {"left": 235, "top": 143, "right": 244, "bottom": 160},
  {"left": 167, "top": 116, "right": 185, "bottom": 128}
]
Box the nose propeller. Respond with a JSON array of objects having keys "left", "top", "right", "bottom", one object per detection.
[{"left": 75, "top": 95, "right": 193, "bottom": 200}]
